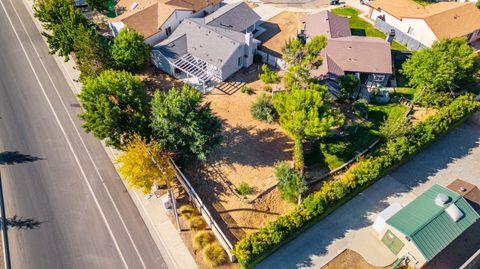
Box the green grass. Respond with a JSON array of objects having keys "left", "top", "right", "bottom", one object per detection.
[
  {"left": 368, "top": 102, "right": 408, "bottom": 129},
  {"left": 331, "top": 7, "right": 408, "bottom": 51},
  {"left": 394, "top": 87, "right": 417, "bottom": 100}
]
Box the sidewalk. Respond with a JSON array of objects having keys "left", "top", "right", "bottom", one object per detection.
[{"left": 20, "top": 1, "right": 197, "bottom": 268}]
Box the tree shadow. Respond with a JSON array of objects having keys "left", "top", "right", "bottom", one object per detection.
[
  {"left": 351, "top": 28, "right": 366, "bottom": 36},
  {"left": 2, "top": 215, "right": 42, "bottom": 230},
  {"left": 0, "top": 151, "right": 43, "bottom": 165},
  {"left": 257, "top": 121, "right": 480, "bottom": 269}
]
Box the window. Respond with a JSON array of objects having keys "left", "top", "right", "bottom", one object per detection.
[
  {"left": 407, "top": 26, "right": 414, "bottom": 35},
  {"left": 373, "top": 74, "right": 385, "bottom": 82},
  {"left": 237, "top": 57, "right": 242, "bottom": 66},
  {"left": 166, "top": 27, "right": 172, "bottom": 36}
]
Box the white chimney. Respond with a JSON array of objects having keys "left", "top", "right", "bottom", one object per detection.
[{"left": 245, "top": 32, "right": 253, "bottom": 47}]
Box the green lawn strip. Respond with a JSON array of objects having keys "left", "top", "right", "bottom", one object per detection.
[
  {"left": 393, "top": 87, "right": 417, "bottom": 100},
  {"left": 331, "top": 7, "right": 408, "bottom": 51},
  {"left": 368, "top": 103, "right": 407, "bottom": 129}
]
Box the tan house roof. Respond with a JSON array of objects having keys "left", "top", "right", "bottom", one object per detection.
[
  {"left": 368, "top": 0, "right": 480, "bottom": 39},
  {"left": 111, "top": 0, "right": 221, "bottom": 38},
  {"left": 302, "top": 10, "right": 351, "bottom": 39}
]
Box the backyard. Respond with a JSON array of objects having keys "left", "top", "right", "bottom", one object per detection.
[{"left": 331, "top": 7, "right": 408, "bottom": 51}]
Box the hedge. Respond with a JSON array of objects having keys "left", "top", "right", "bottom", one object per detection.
[{"left": 232, "top": 94, "right": 479, "bottom": 268}]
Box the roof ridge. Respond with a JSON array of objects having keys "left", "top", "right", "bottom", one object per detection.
[
  {"left": 185, "top": 18, "right": 243, "bottom": 45},
  {"left": 204, "top": 2, "right": 244, "bottom": 24}
]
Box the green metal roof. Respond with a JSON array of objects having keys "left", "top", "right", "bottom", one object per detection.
[{"left": 386, "top": 184, "right": 480, "bottom": 261}]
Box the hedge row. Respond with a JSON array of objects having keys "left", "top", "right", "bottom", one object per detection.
[{"left": 232, "top": 94, "right": 479, "bottom": 268}]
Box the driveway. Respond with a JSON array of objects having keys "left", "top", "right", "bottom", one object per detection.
[{"left": 257, "top": 118, "right": 480, "bottom": 269}]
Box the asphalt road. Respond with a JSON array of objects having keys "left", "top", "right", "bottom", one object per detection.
[{"left": 0, "top": 0, "right": 170, "bottom": 268}]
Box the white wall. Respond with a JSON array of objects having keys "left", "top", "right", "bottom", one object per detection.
[{"left": 370, "top": 9, "right": 438, "bottom": 47}]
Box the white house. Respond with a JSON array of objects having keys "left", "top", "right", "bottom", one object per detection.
[
  {"left": 108, "top": 0, "right": 222, "bottom": 45},
  {"left": 367, "top": 0, "right": 480, "bottom": 50}
]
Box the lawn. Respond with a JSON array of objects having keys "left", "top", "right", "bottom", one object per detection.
[
  {"left": 306, "top": 102, "right": 408, "bottom": 171},
  {"left": 331, "top": 7, "right": 408, "bottom": 51}
]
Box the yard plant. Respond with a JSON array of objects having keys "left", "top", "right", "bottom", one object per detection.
[
  {"left": 232, "top": 94, "right": 478, "bottom": 268},
  {"left": 203, "top": 243, "right": 228, "bottom": 267},
  {"left": 236, "top": 182, "right": 253, "bottom": 196},
  {"left": 250, "top": 93, "right": 276, "bottom": 123},
  {"left": 111, "top": 28, "right": 151, "bottom": 71},
  {"left": 194, "top": 231, "right": 214, "bottom": 250},
  {"left": 259, "top": 64, "right": 279, "bottom": 84},
  {"left": 275, "top": 162, "right": 308, "bottom": 204}
]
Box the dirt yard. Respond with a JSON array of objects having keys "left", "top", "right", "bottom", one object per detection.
[
  {"left": 184, "top": 69, "right": 294, "bottom": 241},
  {"left": 410, "top": 106, "right": 438, "bottom": 123},
  {"left": 257, "top": 11, "right": 306, "bottom": 57},
  {"left": 322, "top": 250, "right": 390, "bottom": 269}
]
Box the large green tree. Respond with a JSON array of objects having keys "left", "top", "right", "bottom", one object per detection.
[
  {"left": 401, "top": 38, "right": 478, "bottom": 91},
  {"left": 34, "top": 0, "right": 91, "bottom": 60},
  {"left": 338, "top": 74, "right": 360, "bottom": 101},
  {"left": 111, "top": 28, "right": 151, "bottom": 71},
  {"left": 78, "top": 70, "right": 150, "bottom": 148},
  {"left": 273, "top": 87, "right": 343, "bottom": 172},
  {"left": 73, "top": 25, "right": 112, "bottom": 80},
  {"left": 150, "top": 85, "right": 222, "bottom": 161}
]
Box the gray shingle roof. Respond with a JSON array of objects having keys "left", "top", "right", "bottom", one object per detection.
[
  {"left": 303, "top": 10, "right": 351, "bottom": 39},
  {"left": 205, "top": 2, "right": 261, "bottom": 32}
]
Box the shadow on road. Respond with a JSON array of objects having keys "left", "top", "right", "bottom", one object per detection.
[
  {"left": 0, "top": 151, "right": 43, "bottom": 165},
  {"left": 2, "top": 215, "right": 42, "bottom": 230}
]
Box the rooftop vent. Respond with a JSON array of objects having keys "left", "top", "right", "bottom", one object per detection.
[
  {"left": 130, "top": 2, "right": 138, "bottom": 10},
  {"left": 435, "top": 193, "right": 450, "bottom": 206},
  {"left": 459, "top": 186, "right": 467, "bottom": 192},
  {"left": 445, "top": 204, "right": 463, "bottom": 222}
]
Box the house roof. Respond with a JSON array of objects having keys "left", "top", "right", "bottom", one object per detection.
[
  {"left": 205, "top": 2, "right": 261, "bottom": 33},
  {"left": 302, "top": 10, "right": 351, "bottom": 39},
  {"left": 387, "top": 184, "right": 480, "bottom": 261},
  {"left": 313, "top": 36, "right": 392, "bottom": 77},
  {"left": 111, "top": 0, "right": 222, "bottom": 38},
  {"left": 368, "top": 0, "right": 480, "bottom": 39},
  {"left": 154, "top": 18, "right": 256, "bottom": 69},
  {"left": 447, "top": 179, "right": 480, "bottom": 212}
]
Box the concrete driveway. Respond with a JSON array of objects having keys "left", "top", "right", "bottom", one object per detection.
[{"left": 257, "top": 118, "right": 480, "bottom": 269}]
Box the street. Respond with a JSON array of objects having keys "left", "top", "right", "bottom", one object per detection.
[{"left": 0, "top": 0, "right": 170, "bottom": 268}]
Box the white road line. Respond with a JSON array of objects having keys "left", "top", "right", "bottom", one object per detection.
[
  {"left": 0, "top": 1, "right": 131, "bottom": 268},
  {"left": 4, "top": 0, "right": 149, "bottom": 268}
]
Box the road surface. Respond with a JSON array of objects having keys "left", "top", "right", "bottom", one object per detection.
[{"left": 0, "top": 0, "right": 170, "bottom": 268}]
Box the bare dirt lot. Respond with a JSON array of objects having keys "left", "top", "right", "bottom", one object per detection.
[
  {"left": 322, "top": 249, "right": 389, "bottom": 269},
  {"left": 257, "top": 11, "right": 306, "bottom": 57},
  {"left": 184, "top": 68, "right": 294, "bottom": 241}
]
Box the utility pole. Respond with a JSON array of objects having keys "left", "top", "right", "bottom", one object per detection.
[
  {"left": 0, "top": 173, "right": 12, "bottom": 269},
  {"left": 146, "top": 150, "right": 181, "bottom": 231}
]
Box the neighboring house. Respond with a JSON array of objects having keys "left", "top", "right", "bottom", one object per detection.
[
  {"left": 302, "top": 11, "right": 392, "bottom": 91},
  {"left": 151, "top": 2, "right": 261, "bottom": 91},
  {"left": 367, "top": 0, "right": 480, "bottom": 50},
  {"left": 108, "top": 0, "right": 222, "bottom": 45},
  {"left": 373, "top": 184, "right": 480, "bottom": 268}
]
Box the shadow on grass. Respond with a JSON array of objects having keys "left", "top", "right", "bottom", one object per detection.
[{"left": 351, "top": 28, "right": 366, "bottom": 36}]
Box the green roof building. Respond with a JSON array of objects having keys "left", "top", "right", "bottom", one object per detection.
[{"left": 380, "top": 184, "right": 479, "bottom": 268}]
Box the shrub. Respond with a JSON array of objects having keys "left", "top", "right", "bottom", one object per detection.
[
  {"left": 203, "top": 243, "right": 228, "bottom": 267},
  {"left": 241, "top": 86, "right": 255, "bottom": 95},
  {"left": 194, "top": 231, "right": 214, "bottom": 250},
  {"left": 263, "top": 85, "right": 273, "bottom": 92},
  {"left": 259, "top": 64, "right": 279, "bottom": 84},
  {"left": 338, "top": 74, "right": 360, "bottom": 101},
  {"left": 189, "top": 216, "right": 206, "bottom": 231},
  {"left": 379, "top": 113, "right": 412, "bottom": 140},
  {"left": 179, "top": 204, "right": 195, "bottom": 218},
  {"left": 236, "top": 182, "right": 253, "bottom": 196},
  {"left": 352, "top": 99, "right": 369, "bottom": 119},
  {"left": 275, "top": 162, "right": 308, "bottom": 204},
  {"left": 250, "top": 93, "right": 276, "bottom": 123},
  {"left": 232, "top": 94, "right": 478, "bottom": 268}
]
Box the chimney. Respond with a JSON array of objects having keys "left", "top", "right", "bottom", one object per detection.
[
  {"left": 245, "top": 32, "right": 253, "bottom": 47},
  {"left": 386, "top": 29, "right": 395, "bottom": 44}
]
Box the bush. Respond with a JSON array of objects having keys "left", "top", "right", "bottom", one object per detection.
[
  {"left": 189, "top": 216, "right": 206, "bottom": 231},
  {"left": 236, "top": 182, "right": 253, "bottom": 196},
  {"left": 203, "top": 243, "right": 228, "bottom": 267},
  {"left": 263, "top": 85, "right": 273, "bottom": 92},
  {"left": 194, "top": 231, "right": 214, "bottom": 250},
  {"left": 232, "top": 94, "right": 478, "bottom": 268},
  {"left": 352, "top": 99, "right": 369, "bottom": 119},
  {"left": 179, "top": 204, "right": 195, "bottom": 218},
  {"left": 241, "top": 86, "right": 255, "bottom": 95},
  {"left": 259, "top": 64, "right": 279, "bottom": 84},
  {"left": 250, "top": 93, "right": 276, "bottom": 123},
  {"left": 338, "top": 74, "right": 360, "bottom": 101},
  {"left": 275, "top": 162, "right": 308, "bottom": 204}
]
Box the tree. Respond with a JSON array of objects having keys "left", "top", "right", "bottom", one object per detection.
[
  {"left": 401, "top": 38, "right": 478, "bottom": 92},
  {"left": 34, "top": 0, "right": 92, "bottom": 60},
  {"left": 477, "top": 0, "right": 480, "bottom": 9},
  {"left": 78, "top": 70, "right": 150, "bottom": 148},
  {"left": 352, "top": 99, "right": 369, "bottom": 119},
  {"left": 259, "top": 64, "right": 279, "bottom": 84},
  {"left": 117, "top": 137, "right": 175, "bottom": 193},
  {"left": 275, "top": 161, "right": 308, "bottom": 204},
  {"left": 73, "top": 25, "right": 112, "bottom": 80},
  {"left": 111, "top": 28, "right": 151, "bottom": 71},
  {"left": 150, "top": 85, "right": 222, "bottom": 161},
  {"left": 338, "top": 74, "right": 360, "bottom": 101},
  {"left": 273, "top": 87, "right": 343, "bottom": 172},
  {"left": 379, "top": 113, "right": 412, "bottom": 140},
  {"left": 86, "top": 0, "right": 109, "bottom": 11}
]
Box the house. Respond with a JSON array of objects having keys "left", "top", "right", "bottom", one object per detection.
[
  {"left": 367, "top": 0, "right": 480, "bottom": 50},
  {"left": 302, "top": 11, "right": 392, "bottom": 92},
  {"left": 108, "top": 0, "right": 222, "bottom": 45},
  {"left": 151, "top": 2, "right": 261, "bottom": 91},
  {"left": 447, "top": 179, "right": 480, "bottom": 213},
  {"left": 373, "top": 184, "right": 480, "bottom": 268}
]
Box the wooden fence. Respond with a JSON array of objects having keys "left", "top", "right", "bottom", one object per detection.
[{"left": 170, "top": 160, "right": 236, "bottom": 261}]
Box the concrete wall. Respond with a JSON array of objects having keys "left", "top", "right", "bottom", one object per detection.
[{"left": 370, "top": 9, "right": 437, "bottom": 47}]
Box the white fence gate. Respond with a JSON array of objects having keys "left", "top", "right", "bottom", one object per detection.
[{"left": 257, "top": 50, "right": 287, "bottom": 70}]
